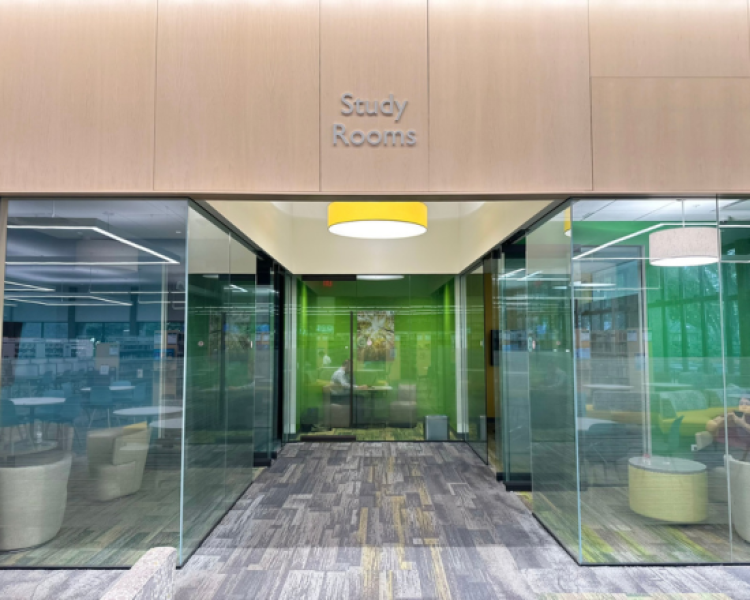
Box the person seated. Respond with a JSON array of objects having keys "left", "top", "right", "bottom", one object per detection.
[
  {"left": 330, "top": 359, "right": 366, "bottom": 398},
  {"left": 706, "top": 396, "right": 750, "bottom": 460},
  {"left": 318, "top": 350, "right": 332, "bottom": 368}
]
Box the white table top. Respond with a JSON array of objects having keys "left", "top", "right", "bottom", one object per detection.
[
  {"left": 583, "top": 384, "right": 634, "bottom": 391},
  {"left": 81, "top": 386, "right": 135, "bottom": 392},
  {"left": 649, "top": 383, "right": 694, "bottom": 389},
  {"left": 10, "top": 397, "right": 65, "bottom": 406},
  {"left": 113, "top": 406, "right": 182, "bottom": 417},
  {"left": 578, "top": 417, "right": 617, "bottom": 431},
  {"left": 152, "top": 417, "right": 183, "bottom": 429},
  {"left": 629, "top": 455, "right": 706, "bottom": 474}
]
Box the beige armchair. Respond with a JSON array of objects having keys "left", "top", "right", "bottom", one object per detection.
[
  {"left": 87, "top": 423, "right": 150, "bottom": 502},
  {"left": 0, "top": 452, "right": 72, "bottom": 550}
]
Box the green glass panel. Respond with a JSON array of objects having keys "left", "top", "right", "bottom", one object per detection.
[
  {"left": 527, "top": 210, "right": 579, "bottom": 558},
  {"left": 571, "top": 198, "right": 731, "bottom": 565}
]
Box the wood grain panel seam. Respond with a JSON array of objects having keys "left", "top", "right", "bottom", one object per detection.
[
  {"left": 590, "top": 75, "right": 750, "bottom": 80},
  {"left": 152, "top": 0, "right": 161, "bottom": 192},
  {"left": 746, "top": 0, "right": 750, "bottom": 76},
  {"left": 427, "top": 0, "right": 430, "bottom": 193},
  {"left": 587, "top": 0, "right": 595, "bottom": 192},
  {"left": 318, "top": 0, "right": 324, "bottom": 192}
]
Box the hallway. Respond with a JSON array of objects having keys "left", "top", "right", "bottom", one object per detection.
[{"left": 175, "top": 443, "right": 750, "bottom": 600}]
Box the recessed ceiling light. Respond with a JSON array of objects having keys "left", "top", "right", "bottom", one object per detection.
[{"left": 356, "top": 275, "right": 404, "bottom": 281}]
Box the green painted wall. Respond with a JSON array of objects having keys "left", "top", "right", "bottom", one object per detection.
[{"left": 295, "top": 276, "right": 457, "bottom": 436}]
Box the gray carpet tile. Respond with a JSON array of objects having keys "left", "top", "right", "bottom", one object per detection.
[{"left": 5, "top": 442, "right": 750, "bottom": 599}]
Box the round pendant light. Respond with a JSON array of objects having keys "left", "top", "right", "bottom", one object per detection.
[
  {"left": 648, "top": 200, "right": 718, "bottom": 267},
  {"left": 328, "top": 202, "right": 427, "bottom": 239},
  {"left": 649, "top": 227, "right": 718, "bottom": 267}
]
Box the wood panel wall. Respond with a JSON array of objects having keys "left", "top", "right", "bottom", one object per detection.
[{"left": 2, "top": 0, "right": 750, "bottom": 195}]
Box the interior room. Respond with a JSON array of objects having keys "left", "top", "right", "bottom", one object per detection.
[
  {"left": 291, "top": 274, "right": 458, "bottom": 442},
  {"left": 520, "top": 197, "right": 750, "bottom": 564}
]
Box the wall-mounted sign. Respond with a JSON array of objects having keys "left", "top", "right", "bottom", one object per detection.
[{"left": 333, "top": 93, "right": 416, "bottom": 147}]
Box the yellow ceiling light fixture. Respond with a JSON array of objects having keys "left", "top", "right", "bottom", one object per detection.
[{"left": 328, "top": 202, "right": 427, "bottom": 239}]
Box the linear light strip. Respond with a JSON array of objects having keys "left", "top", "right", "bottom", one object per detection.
[
  {"left": 90, "top": 291, "right": 168, "bottom": 295},
  {"left": 4, "top": 280, "right": 55, "bottom": 292},
  {"left": 5, "top": 294, "right": 131, "bottom": 306},
  {"left": 7, "top": 261, "right": 172, "bottom": 266},
  {"left": 8, "top": 298, "right": 131, "bottom": 307},
  {"left": 573, "top": 222, "right": 715, "bottom": 261},
  {"left": 7, "top": 225, "right": 178, "bottom": 264}
]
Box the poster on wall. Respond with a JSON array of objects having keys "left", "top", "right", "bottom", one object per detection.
[{"left": 357, "top": 311, "right": 395, "bottom": 362}]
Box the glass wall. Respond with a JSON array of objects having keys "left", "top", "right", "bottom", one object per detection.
[
  {"left": 0, "top": 199, "right": 262, "bottom": 568},
  {"left": 182, "top": 206, "right": 257, "bottom": 562},
  {"left": 501, "top": 197, "right": 750, "bottom": 565},
  {"left": 496, "top": 238, "right": 532, "bottom": 490},
  {"left": 462, "top": 266, "right": 488, "bottom": 462},
  {"left": 526, "top": 211, "right": 579, "bottom": 557},
  {"left": 0, "top": 199, "right": 187, "bottom": 567},
  {"left": 292, "top": 275, "right": 457, "bottom": 441}
]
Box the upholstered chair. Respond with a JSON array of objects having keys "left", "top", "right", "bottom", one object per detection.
[
  {"left": 0, "top": 452, "right": 72, "bottom": 550},
  {"left": 87, "top": 423, "right": 151, "bottom": 502}
]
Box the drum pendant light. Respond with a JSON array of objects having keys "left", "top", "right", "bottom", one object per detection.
[
  {"left": 649, "top": 201, "right": 718, "bottom": 267},
  {"left": 328, "top": 202, "right": 428, "bottom": 239}
]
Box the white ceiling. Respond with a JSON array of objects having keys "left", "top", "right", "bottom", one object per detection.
[{"left": 573, "top": 198, "right": 750, "bottom": 222}]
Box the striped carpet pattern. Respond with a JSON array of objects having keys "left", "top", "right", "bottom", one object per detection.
[
  {"left": 176, "top": 443, "right": 750, "bottom": 600},
  {"left": 4, "top": 443, "right": 750, "bottom": 599}
]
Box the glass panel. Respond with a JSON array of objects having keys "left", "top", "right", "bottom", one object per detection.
[
  {"left": 294, "top": 276, "right": 457, "bottom": 441},
  {"left": 527, "top": 208, "right": 578, "bottom": 558},
  {"left": 225, "top": 234, "right": 256, "bottom": 506},
  {"left": 253, "top": 259, "right": 278, "bottom": 461},
  {"left": 499, "top": 239, "right": 532, "bottom": 489},
  {"left": 464, "top": 266, "right": 487, "bottom": 463},
  {"left": 182, "top": 207, "right": 230, "bottom": 562},
  {"left": 282, "top": 273, "right": 297, "bottom": 445},
  {"left": 720, "top": 199, "right": 750, "bottom": 563},
  {"left": 573, "top": 198, "right": 730, "bottom": 564},
  {"left": 1, "top": 198, "right": 187, "bottom": 567}
]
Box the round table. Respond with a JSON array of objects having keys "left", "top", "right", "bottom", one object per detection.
[
  {"left": 112, "top": 406, "right": 182, "bottom": 424},
  {"left": 628, "top": 456, "right": 707, "bottom": 523},
  {"left": 584, "top": 384, "right": 634, "bottom": 392},
  {"left": 578, "top": 417, "right": 617, "bottom": 432},
  {"left": 10, "top": 397, "right": 65, "bottom": 423},
  {"left": 649, "top": 383, "right": 693, "bottom": 390},
  {"left": 353, "top": 386, "right": 392, "bottom": 428},
  {"left": 151, "top": 417, "right": 182, "bottom": 430},
  {"left": 80, "top": 386, "right": 135, "bottom": 393}
]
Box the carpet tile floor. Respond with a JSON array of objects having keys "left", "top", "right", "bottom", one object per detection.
[{"left": 4, "top": 442, "right": 750, "bottom": 599}]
